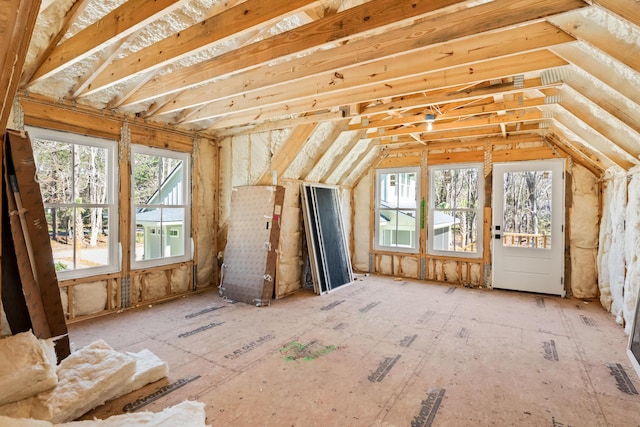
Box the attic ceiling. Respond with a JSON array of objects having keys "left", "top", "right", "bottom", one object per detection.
[{"left": 10, "top": 0, "right": 640, "bottom": 178}]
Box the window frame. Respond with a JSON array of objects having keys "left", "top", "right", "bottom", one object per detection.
[
  {"left": 27, "top": 126, "right": 120, "bottom": 280},
  {"left": 374, "top": 166, "right": 421, "bottom": 254},
  {"left": 130, "top": 144, "right": 192, "bottom": 269},
  {"left": 428, "top": 162, "right": 483, "bottom": 259}
]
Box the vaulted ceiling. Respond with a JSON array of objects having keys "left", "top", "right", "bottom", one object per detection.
[{"left": 5, "top": 0, "right": 640, "bottom": 179}]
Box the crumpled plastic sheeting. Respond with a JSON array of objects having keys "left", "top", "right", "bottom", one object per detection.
[
  {"left": 570, "top": 164, "right": 599, "bottom": 298},
  {"left": 597, "top": 166, "right": 626, "bottom": 325},
  {"left": 623, "top": 168, "right": 640, "bottom": 334}
]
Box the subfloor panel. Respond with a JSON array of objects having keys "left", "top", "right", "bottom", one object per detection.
[{"left": 71, "top": 276, "right": 640, "bottom": 426}]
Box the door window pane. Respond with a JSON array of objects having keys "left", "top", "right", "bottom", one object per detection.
[{"left": 502, "top": 170, "right": 552, "bottom": 249}]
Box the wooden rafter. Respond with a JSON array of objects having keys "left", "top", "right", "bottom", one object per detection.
[
  {"left": 154, "top": 21, "right": 574, "bottom": 117},
  {"left": 124, "top": 0, "right": 476, "bottom": 107},
  {"left": 1, "top": 0, "right": 40, "bottom": 132},
  {"left": 81, "top": 0, "right": 329, "bottom": 96},
  {"left": 200, "top": 50, "right": 567, "bottom": 128},
  {"left": 256, "top": 123, "right": 319, "bottom": 185},
  {"left": 28, "top": 0, "right": 187, "bottom": 84}
]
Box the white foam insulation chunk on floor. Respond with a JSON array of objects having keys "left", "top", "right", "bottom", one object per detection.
[
  {"left": 0, "top": 332, "right": 57, "bottom": 406},
  {"left": 121, "top": 349, "right": 169, "bottom": 396},
  {"left": 276, "top": 180, "right": 303, "bottom": 298},
  {"left": 570, "top": 163, "right": 599, "bottom": 298},
  {"left": 0, "top": 340, "right": 136, "bottom": 423},
  {"left": 624, "top": 167, "right": 640, "bottom": 334},
  {"left": 0, "top": 401, "right": 208, "bottom": 427},
  {"left": 353, "top": 172, "right": 371, "bottom": 272},
  {"left": 597, "top": 166, "right": 627, "bottom": 324}
]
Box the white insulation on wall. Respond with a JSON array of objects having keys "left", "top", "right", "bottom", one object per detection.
[
  {"left": 597, "top": 166, "right": 627, "bottom": 326},
  {"left": 276, "top": 180, "right": 303, "bottom": 298},
  {"left": 569, "top": 164, "right": 599, "bottom": 298},
  {"left": 624, "top": 167, "right": 640, "bottom": 334},
  {"left": 195, "top": 138, "right": 217, "bottom": 287},
  {"left": 353, "top": 172, "right": 371, "bottom": 272}
]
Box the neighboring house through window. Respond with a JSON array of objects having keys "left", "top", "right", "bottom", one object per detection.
[
  {"left": 375, "top": 167, "right": 420, "bottom": 252},
  {"left": 28, "top": 126, "right": 119, "bottom": 279},
  {"left": 429, "top": 163, "right": 483, "bottom": 257},
  {"left": 131, "top": 145, "right": 191, "bottom": 267}
]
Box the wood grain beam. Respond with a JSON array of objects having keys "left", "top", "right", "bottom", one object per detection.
[
  {"left": 29, "top": 0, "right": 186, "bottom": 84},
  {"left": 551, "top": 8, "right": 640, "bottom": 73},
  {"left": 545, "top": 132, "right": 605, "bottom": 175},
  {"left": 135, "top": 0, "right": 584, "bottom": 109},
  {"left": 593, "top": 0, "right": 640, "bottom": 28},
  {"left": 366, "top": 111, "right": 547, "bottom": 139},
  {"left": 156, "top": 21, "right": 573, "bottom": 117},
  {"left": 125, "top": 0, "right": 478, "bottom": 106},
  {"left": 349, "top": 96, "right": 550, "bottom": 131},
  {"left": 319, "top": 130, "right": 366, "bottom": 182},
  {"left": 553, "top": 105, "right": 637, "bottom": 169},
  {"left": 214, "top": 110, "right": 345, "bottom": 137},
  {"left": 300, "top": 120, "right": 349, "bottom": 180},
  {"left": 256, "top": 123, "right": 319, "bottom": 185},
  {"left": 192, "top": 50, "right": 568, "bottom": 128},
  {"left": 82, "top": 0, "right": 326, "bottom": 96},
  {"left": 378, "top": 124, "right": 545, "bottom": 145},
  {"left": 0, "top": 0, "right": 40, "bottom": 132},
  {"left": 362, "top": 77, "right": 561, "bottom": 115},
  {"left": 20, "top": 0, "right": 89, "bottom": 85}
]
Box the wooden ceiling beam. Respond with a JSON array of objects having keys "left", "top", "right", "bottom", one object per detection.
[
  {"left": 547, "top": 86, "right": 640, "bottom": 159},
  {"left": 20, "top": 0, "right": 89, "bottom": 85},
  {"left": 145, "top": 1, "right": 581, "bottom": 113},
  {"left": 378, "top": 124, "right": 546, "bottom": 146},
  {"left": 551, "top": 8, "right": 640, "bottom": 74},
  {"left": 366, "top": 111, "right": 547, "bottom": 139},
  {"left": 552, "top": 105, "right": 637, "bottom": 169},
  {"left": 1, "top": 0, "right": 40, "bottom": 132},
  {"left": 299, "top": 120, "right": 349, "bottom": 180},
  {"left": 215, "top": 110, "right": 346, "bottom": 137},
  {"left": 256, "top": 122, "right": 319, "bottom": 185},
  {"left": 545, "top": 132, "right": 605, "bottom": 176},
  {"left": 317, "top": 130, "right": 366, "bottom": 182},
  {"left": 335, "top": 139, "right": 379, "bottom": 186},
  {"left": 126, "top": 0, "right": 478, "bottom": 106},
  {"left": 591, "top": 0, "right": 640, "bottom": 31},
  {"left": 349, "top": 96, "right": 550, "bottom": 131},
  {"left": 197, "top": 50, "right": 568, "bottom": 128},
  {"left": 28, "top": 0, "right": 187, "bottom": 84},
  {"left": 82, "top": 0, "right": 323, "bottom": 96}
]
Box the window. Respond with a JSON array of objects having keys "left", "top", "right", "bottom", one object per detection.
[
  {"left": 429, "top": 163, "right": 483, "bottom": 257},
  {"left": 375, "top": 167, "right": 420, "bottom": 252},
  {"left": 28, "top": 127, "right": 118, "bottom": 279},
  {"left": 131, "top": 145, "right": 191, "bottom": 267}
]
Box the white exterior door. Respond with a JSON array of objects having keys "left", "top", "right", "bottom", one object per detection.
[{"left": 492, "top": 159, "right": 565, "bottom": 296}]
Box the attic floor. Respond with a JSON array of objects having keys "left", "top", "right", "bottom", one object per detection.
[{"left": 70, "top": 275, "right": 640, "bottom": 426}]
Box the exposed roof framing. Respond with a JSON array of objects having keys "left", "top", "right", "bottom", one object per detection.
[{"left": 2, "top": 0, "right": 639, "bottom": 183}]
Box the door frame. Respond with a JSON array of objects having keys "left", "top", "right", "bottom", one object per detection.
[{"left": 492, "top": 159, "right": 565, "bottom": 296}]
